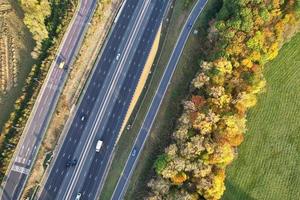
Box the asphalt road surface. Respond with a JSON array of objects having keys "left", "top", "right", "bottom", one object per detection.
[
  {"left": 0, "top": 1, "right": 97, "bottom": 200},
  {"left": 64, "top": 1, "right": 169, "bottom": 200},
  {"left": 37, "top": 1, "right": 169, "bottom": 200},
  {"left": 37, "top": 0, "right": 168, "bottom": 200},
  {"left": 111, "top": 0, "right": 208, "bottom": 199}
]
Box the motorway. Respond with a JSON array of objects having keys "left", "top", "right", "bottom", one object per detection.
[
  {"left": 37, "top": 0, "right": 168, "bottom": 200},
  {"left": 67, "top": 1, "right": 169, "bottom": 200},
  {"left": 111, "top": 0, "right": 208, "bottom": 199},
  {"left": 0, "top": 1, "right": 97, "bottom": 200}
]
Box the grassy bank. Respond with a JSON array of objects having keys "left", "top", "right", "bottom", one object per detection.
[
  {"left": 99, "top": 0, "right": 222, "bottom": 199},
  {"left": 223, "top": 33, "right": 300, "bottom": 200}
]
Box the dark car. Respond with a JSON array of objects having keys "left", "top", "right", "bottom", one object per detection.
[
  {"left": 66, "top": 159, "right": 77, "bottom": 168},
  {"left": 66, "top": 160, "right": 71, "bottom": 168},
  {"left": 71, "top": 159, "right": 77, "bottom": 166}
]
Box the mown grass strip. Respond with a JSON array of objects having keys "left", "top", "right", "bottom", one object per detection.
[{"left": 223, "top": 32, "right": 300, "bottom": 200}]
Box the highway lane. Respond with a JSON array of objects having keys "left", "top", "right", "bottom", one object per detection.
[
  {"left": 65, "top": 1, "right": 169, "bottom": 200},
  {"left": 59, "top": 1, "right": 154, "bottom": 199},
  {"left": 0, "top": 1, "right": 97, "bottom": 200},
  {"left": 64, "top": 0, "right": 153, "bottom": 199},
  {"left": 37, "top": 0, "right": 146, "bottom": 199},
  {"left": 111, "top": 0, "right": 208, "bottom": 199}
]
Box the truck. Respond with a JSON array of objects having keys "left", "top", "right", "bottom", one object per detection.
[
  {"left": 96, "top": 140, "right": 103, "bottom": 152},
  {"left": 58, "top": 61, "right": 65, "bottom": 69}
]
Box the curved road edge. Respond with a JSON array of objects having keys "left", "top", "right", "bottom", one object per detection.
[{"left": 110, "top": 0, "right": 208, "bottom": 199}]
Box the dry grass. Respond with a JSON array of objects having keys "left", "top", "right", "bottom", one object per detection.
[
  {"left": 119, "top": 25, "right": 161, "bottom": 136},
  {"left": 65, "top": 0, "right": 122, "bottom": 106}
]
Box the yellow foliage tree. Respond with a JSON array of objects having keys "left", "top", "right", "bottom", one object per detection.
[
  {"left": 241, "top": 58, "right": 253, "bottom": 68},
  {"left": 208, "top": 143, "right": 234, "bottom": 167},
  {"left": 20, "top": 0, "right": 51, "bottom": 43},
  {"left": 213, "top": 58, "right": 232, "bottom": 74},
  {"left": 203, "top": 169, "right": 226, "bottom": 200},
  {"left": 235, "top": 92, "right": 257, "bottom": 114},
  {"left": 171, "top": 172, "right": 188, "bottom": 185}
]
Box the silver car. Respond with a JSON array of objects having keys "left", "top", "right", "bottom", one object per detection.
[
  {"left": 116, "top": 53, "right": 121, "bottom": 60},
  {"left": 75, "top": 193, "right": 81, "bottom": 200}
]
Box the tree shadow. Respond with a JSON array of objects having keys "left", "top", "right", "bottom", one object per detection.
[{"left": 222, "top": 180, "right": 257, "bottom": 200}]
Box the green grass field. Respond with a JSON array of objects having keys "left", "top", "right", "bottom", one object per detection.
[{"left": 223, "top": 33, "right": 300, "bottom": 200}]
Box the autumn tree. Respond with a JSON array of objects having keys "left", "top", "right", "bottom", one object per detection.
[
  {"left": 147, "top": 0, "right": 300, "bottom": 199},
  {"left": 20, "top": 0, "right": 51, "bottom": 43}
]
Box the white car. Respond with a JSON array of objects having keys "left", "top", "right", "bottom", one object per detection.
[
  {"left": 75, "top": 193, "right": 81, "bottom": 200},
  {"left": 116, "top": 53, "right": 121, "bottom": 60},
  {"left": 96, "top": 140, "right": 103, "bottom": 152}
]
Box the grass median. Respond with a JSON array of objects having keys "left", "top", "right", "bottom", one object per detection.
[{"left": 99, "top": 0, "right": 222, "bottom": 199}]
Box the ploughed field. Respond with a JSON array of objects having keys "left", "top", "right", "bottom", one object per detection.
[
  {"left": 223, "top": 33, "right": 300, "bottom": 200},
  {"left": 0, "top": 2, "right": 17, "bottom": 94},
  {"left": 0, "top": 0, "right": 35, "bottom": 129}
]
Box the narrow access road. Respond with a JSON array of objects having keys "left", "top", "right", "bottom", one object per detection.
[{"left": 0, "top": 1, "right": 97, "bottom": 200}]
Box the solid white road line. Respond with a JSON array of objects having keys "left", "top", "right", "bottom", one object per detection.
[
  {"left": 112, "top": 1, "right": 208, "bottom": 199},
  {"left": 63, "top": 1, "right": 152, "bottom": 199}
]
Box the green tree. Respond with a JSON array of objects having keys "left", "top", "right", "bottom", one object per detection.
[{"left": 154, "top": 154, "right": 169, "bottom": 174}]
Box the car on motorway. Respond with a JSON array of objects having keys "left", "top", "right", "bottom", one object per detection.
[
  {"left": 75, "top": 193, "right": 81, "bottom": 200},
  {"left": 96, "top": 140, "right": 103, "bottom": 152},
  {"left": 66, "top": 159, "right": 77, "bottom": 168},
  {"left": 58, "top": 61, "right": 65, "bottom": 69},
  {"left": 72, "top": 159, "right": 77, "bottom": 166},
  {"left": 116, "top": 53, "right": 121, "bottom": 60},
  {"left": 80, "top": 114, "right": 86, "bottom": 121},
  {"left": 187, "top": 22, "right": 193, "bottom": 29},
  {"left": 131, "top": 148, "right": 137, "bottom": 157}
]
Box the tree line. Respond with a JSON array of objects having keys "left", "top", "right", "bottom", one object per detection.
[
  {"left": 146, "top": 0, "right": 300, "bottom": 200},
  {"left": 0, "top": 0, "right": 76, "bottom": 183}
]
